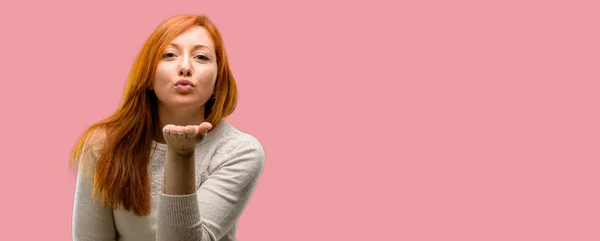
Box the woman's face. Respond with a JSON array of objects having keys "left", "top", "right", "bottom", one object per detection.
[{"left": 152, "top": 26, "right": 218, "bottom": 111}]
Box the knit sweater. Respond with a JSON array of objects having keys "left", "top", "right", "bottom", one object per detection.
[{"left": 72, "top": 121, "right": 265, "bottom": 241}]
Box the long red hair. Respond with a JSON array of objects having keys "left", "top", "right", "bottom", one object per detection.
[{"left": 70, "top": 14, "right": 238, "bottom": 216}]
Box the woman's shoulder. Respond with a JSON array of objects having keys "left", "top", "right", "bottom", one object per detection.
[
  {"left": 85, "top": 127, "right": 108, "bottom": 150},
  {"left": 75, "top": 126, "right": 109, "bottom": 175},
  {"left": 206, "top": 121, "right": 265, "bottom": 166},
  {"left": 210, "top": 121, "right": 263, "bottom": 149}
]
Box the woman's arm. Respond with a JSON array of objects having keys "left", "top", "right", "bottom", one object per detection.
[
  {"left": 157, "top": 136, "right": 265, "bottom": 241},
  {"left": 164, "top": 150, "right": 197, "bottom": 195},
  {"left": 72, "top": 136, "right": 118, "bottom": 241}
]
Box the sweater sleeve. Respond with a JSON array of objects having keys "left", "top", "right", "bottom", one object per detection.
[
  {"left": 72, "top": 133, "right": 118, "bottom": 241},
  {"left": 156, "top": 136, "right": 266, "bottom": 241}
]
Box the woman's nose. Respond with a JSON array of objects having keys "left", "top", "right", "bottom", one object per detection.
[{"left": 179, "top": 67, "right": 193, "bottom": 77}]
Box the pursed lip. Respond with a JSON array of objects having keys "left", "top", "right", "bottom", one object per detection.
[{"left": 174, "top": 79, "right": 195, "bottom": 87}]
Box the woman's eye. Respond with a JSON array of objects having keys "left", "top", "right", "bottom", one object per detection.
[
  {"left": 162, "top": 52, "right": 176, "bottom": 59},
  {"left": 195, "top": 55, "right": 210, "bottom": 61}
]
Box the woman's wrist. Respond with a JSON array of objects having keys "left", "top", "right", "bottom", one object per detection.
[{"left": 164, "top": 150, "right": 197, "bottom": 195}]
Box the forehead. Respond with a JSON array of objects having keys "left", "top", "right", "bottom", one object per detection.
[{"left": 169, "top": 26, "right": 215, "bottom": 51}]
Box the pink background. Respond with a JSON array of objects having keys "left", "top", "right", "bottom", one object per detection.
[{"left": 1, "top": 0, "right": 599, "bottom": 240}]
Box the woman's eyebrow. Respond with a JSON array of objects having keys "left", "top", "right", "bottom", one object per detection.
[{"left": 168, "top": 43, "right": 213, "bottom": 52}]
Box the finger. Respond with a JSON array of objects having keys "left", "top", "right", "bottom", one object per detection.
[
  {"left": 196, "top": 122, "right": 213, "bottom": 135},
  {"left": 162, "top": 124, "right": 174, "bottom": 133},
  {"left": 176, "top": 126, "right": 185, "bottom": 136},
  {"left": 184, "top": 125, "right": 197, "bottom": 138}
]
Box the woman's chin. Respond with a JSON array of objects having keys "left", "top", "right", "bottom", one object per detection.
[{"left": 159, "top": 98, "right": 203, "bottom": 109}]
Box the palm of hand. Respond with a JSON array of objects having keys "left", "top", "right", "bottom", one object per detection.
[{"left": 162, "top": 122, "right": 213, "bottom": 156}]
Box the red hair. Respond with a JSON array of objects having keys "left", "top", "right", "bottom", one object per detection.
[{"left": 70, "top": 14, "right": 238, "bottom": 216}]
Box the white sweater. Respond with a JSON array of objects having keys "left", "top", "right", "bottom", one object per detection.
[{"left": 72, "top": 121, "right": 265, "bottom": 241}]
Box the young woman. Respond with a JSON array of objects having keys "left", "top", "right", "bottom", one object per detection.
[{"left": 70, "top": 14, "right": 265, "bottom": 241}]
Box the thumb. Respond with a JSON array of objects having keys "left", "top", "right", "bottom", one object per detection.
[{"left": 196, "top": 122, "right": 213, "bottom": 136}]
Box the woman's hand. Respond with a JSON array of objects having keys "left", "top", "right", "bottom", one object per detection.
[{"left": 162, "top": 122, "right": 213, "bottom": 156}]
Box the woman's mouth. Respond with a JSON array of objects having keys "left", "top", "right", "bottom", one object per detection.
[
  {"left": 175, "top": 79, "right": 195, "bottom": 86},
  {"left": 174, "top": 79, "right": 195, "bottom": 93}
]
